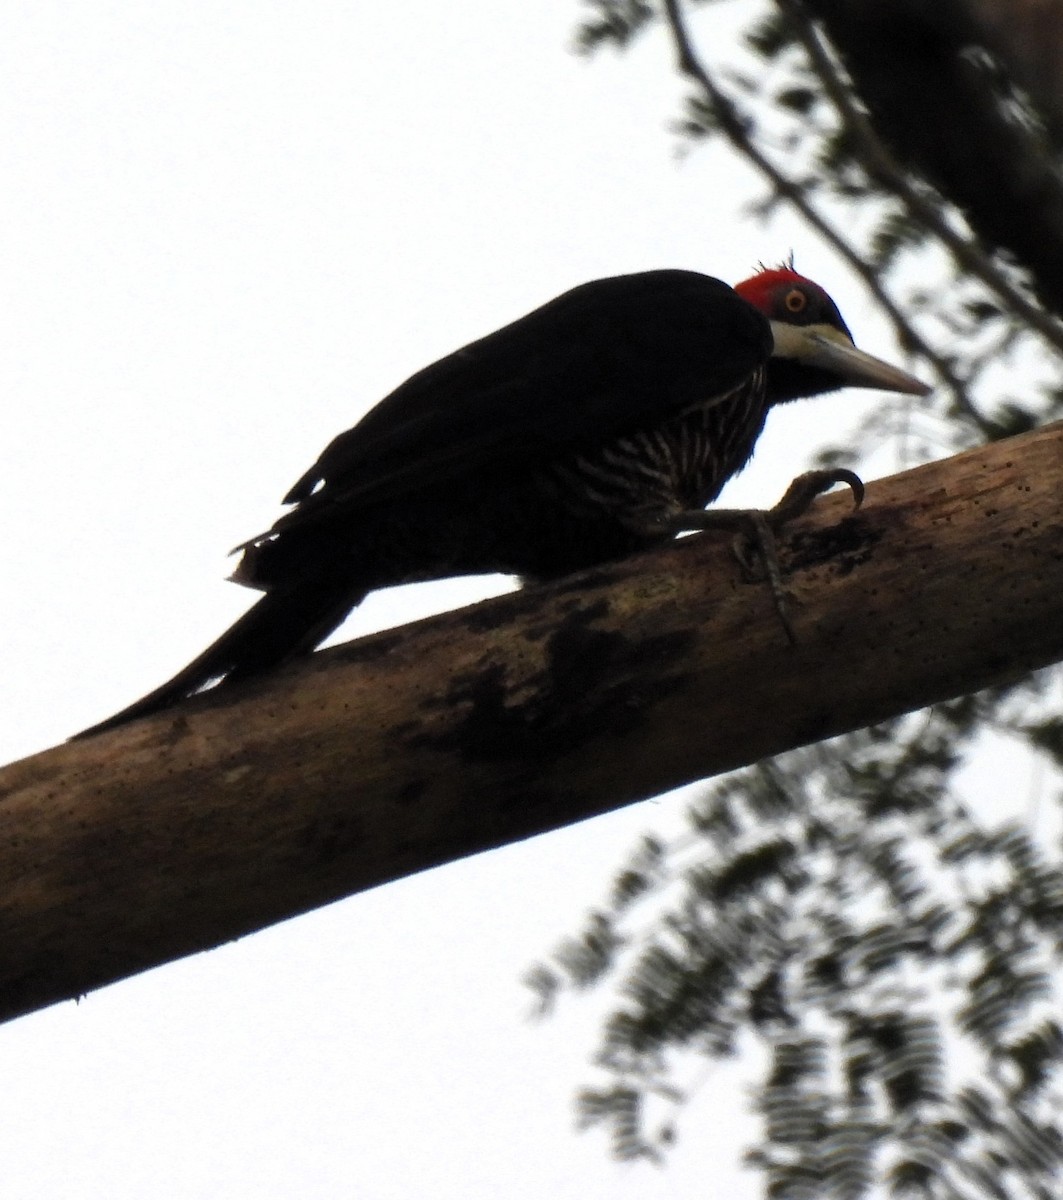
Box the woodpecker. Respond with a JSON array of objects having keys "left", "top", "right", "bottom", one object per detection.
[{"left": 79, "top": 267, "right": 928, "bottom": 736}]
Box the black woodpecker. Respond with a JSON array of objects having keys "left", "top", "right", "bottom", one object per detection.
[{"left": 79, "top": 267, "right": 929, "bottom": 736}]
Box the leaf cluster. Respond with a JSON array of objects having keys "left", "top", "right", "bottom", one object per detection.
[{"left": 532, "top": 699, "right": 1063, "bottom": 1196}]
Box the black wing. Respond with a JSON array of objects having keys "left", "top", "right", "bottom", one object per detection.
[
  {"left": 78, "top": 271, "right": 771, "bottom": 737},
  {"left": 257, "top": 270, "right": 770, "bottom": 540}
]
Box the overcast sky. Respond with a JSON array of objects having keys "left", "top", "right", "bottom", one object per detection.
[{"left": 0, "top": 2, "right": 933, "bottom": 1197}]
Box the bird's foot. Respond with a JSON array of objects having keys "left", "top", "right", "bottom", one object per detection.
[
  {"left": 763, "top": 468, "right": 864, "bottom": 527},
  {"left": 670, "top": 468, "right": 864, "bottom": 643}
]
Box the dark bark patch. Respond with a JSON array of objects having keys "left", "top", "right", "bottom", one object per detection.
[
  {"left": 415, "top": 601, "right": 696, "bottom": 763},
  {"left": 395, "top": 778, "right": 427, "bottom": 806},
  {"left": 785, "top": 515, "right": 884, "bottom": 576}
]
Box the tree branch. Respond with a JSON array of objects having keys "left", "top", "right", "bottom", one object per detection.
[
  {"left": 961, "top": 0, "right": 1063, "bottom": 153},
  {"left": 3, "top": 424, "right": 1063, "bottom": 1025}
]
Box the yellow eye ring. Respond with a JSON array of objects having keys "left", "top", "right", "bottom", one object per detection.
[{"left": 784, "top": 288, "right": 807, "bottom": 314}]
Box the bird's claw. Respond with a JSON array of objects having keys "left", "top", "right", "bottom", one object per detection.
[
  {"left": 731, "top": 512, "right": 797, "bottom": 645},
  {"left": 671, "top": 467, "right": 864, "bottom": 646},
  {"left": 765, "top": 468, "right": 864, "bottom": 528},
  {"left": 737, "top": 468, "right": 864, "bottom": 642}
]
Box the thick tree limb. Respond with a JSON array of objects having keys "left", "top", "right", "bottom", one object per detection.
[
  {"left": 777, "top": 0, "right": 1063, "bottom": 362},
  {"left": 800, "top": 0, "right": 1063, "bottom": 318},
  {"left": 962, "top": 0, "right": 1063, "bottom": 152},
  {"left": 3, "top": 424, "right": 1063, "bottom": 1025}
]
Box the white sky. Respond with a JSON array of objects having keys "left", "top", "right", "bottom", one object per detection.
[{"left": 0, "top": 2, "right": 948, "bottom": 1197}]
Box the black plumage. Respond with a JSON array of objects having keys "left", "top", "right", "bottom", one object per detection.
[{"left": 80, "top": 267, "right": 927, "bottom": 736}]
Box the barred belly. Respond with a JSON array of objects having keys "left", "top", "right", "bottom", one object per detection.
[
  {"left": 537, "top": 369, "right": 767, "bottom": 521},
  {"left": 500, "top": 368, "right": 769, "bottom": 579}
]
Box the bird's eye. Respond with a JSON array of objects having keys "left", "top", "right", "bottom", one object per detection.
[{"left": 784, "top": 288, "right": 807, "bottom": 314}]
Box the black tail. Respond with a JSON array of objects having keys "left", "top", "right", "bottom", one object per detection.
[{"left": 74, "top": 578, "right": 361, "bottom": 739}]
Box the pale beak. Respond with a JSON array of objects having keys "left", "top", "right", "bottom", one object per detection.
[{"left": 770, "top": 321, "right": 931, "bottom": 396}]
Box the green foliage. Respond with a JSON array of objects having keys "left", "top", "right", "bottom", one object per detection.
[{"left": 574, "top": 0, "right": 657, "bottom": 52}]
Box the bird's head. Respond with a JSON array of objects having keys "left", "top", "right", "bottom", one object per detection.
[{"left": 734, "top": 266, "right": 930, "bottom": 402}]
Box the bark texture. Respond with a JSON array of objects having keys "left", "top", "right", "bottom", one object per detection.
[{"left": 2, "top": 423, "right": 1063, "bottom": 1024}]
